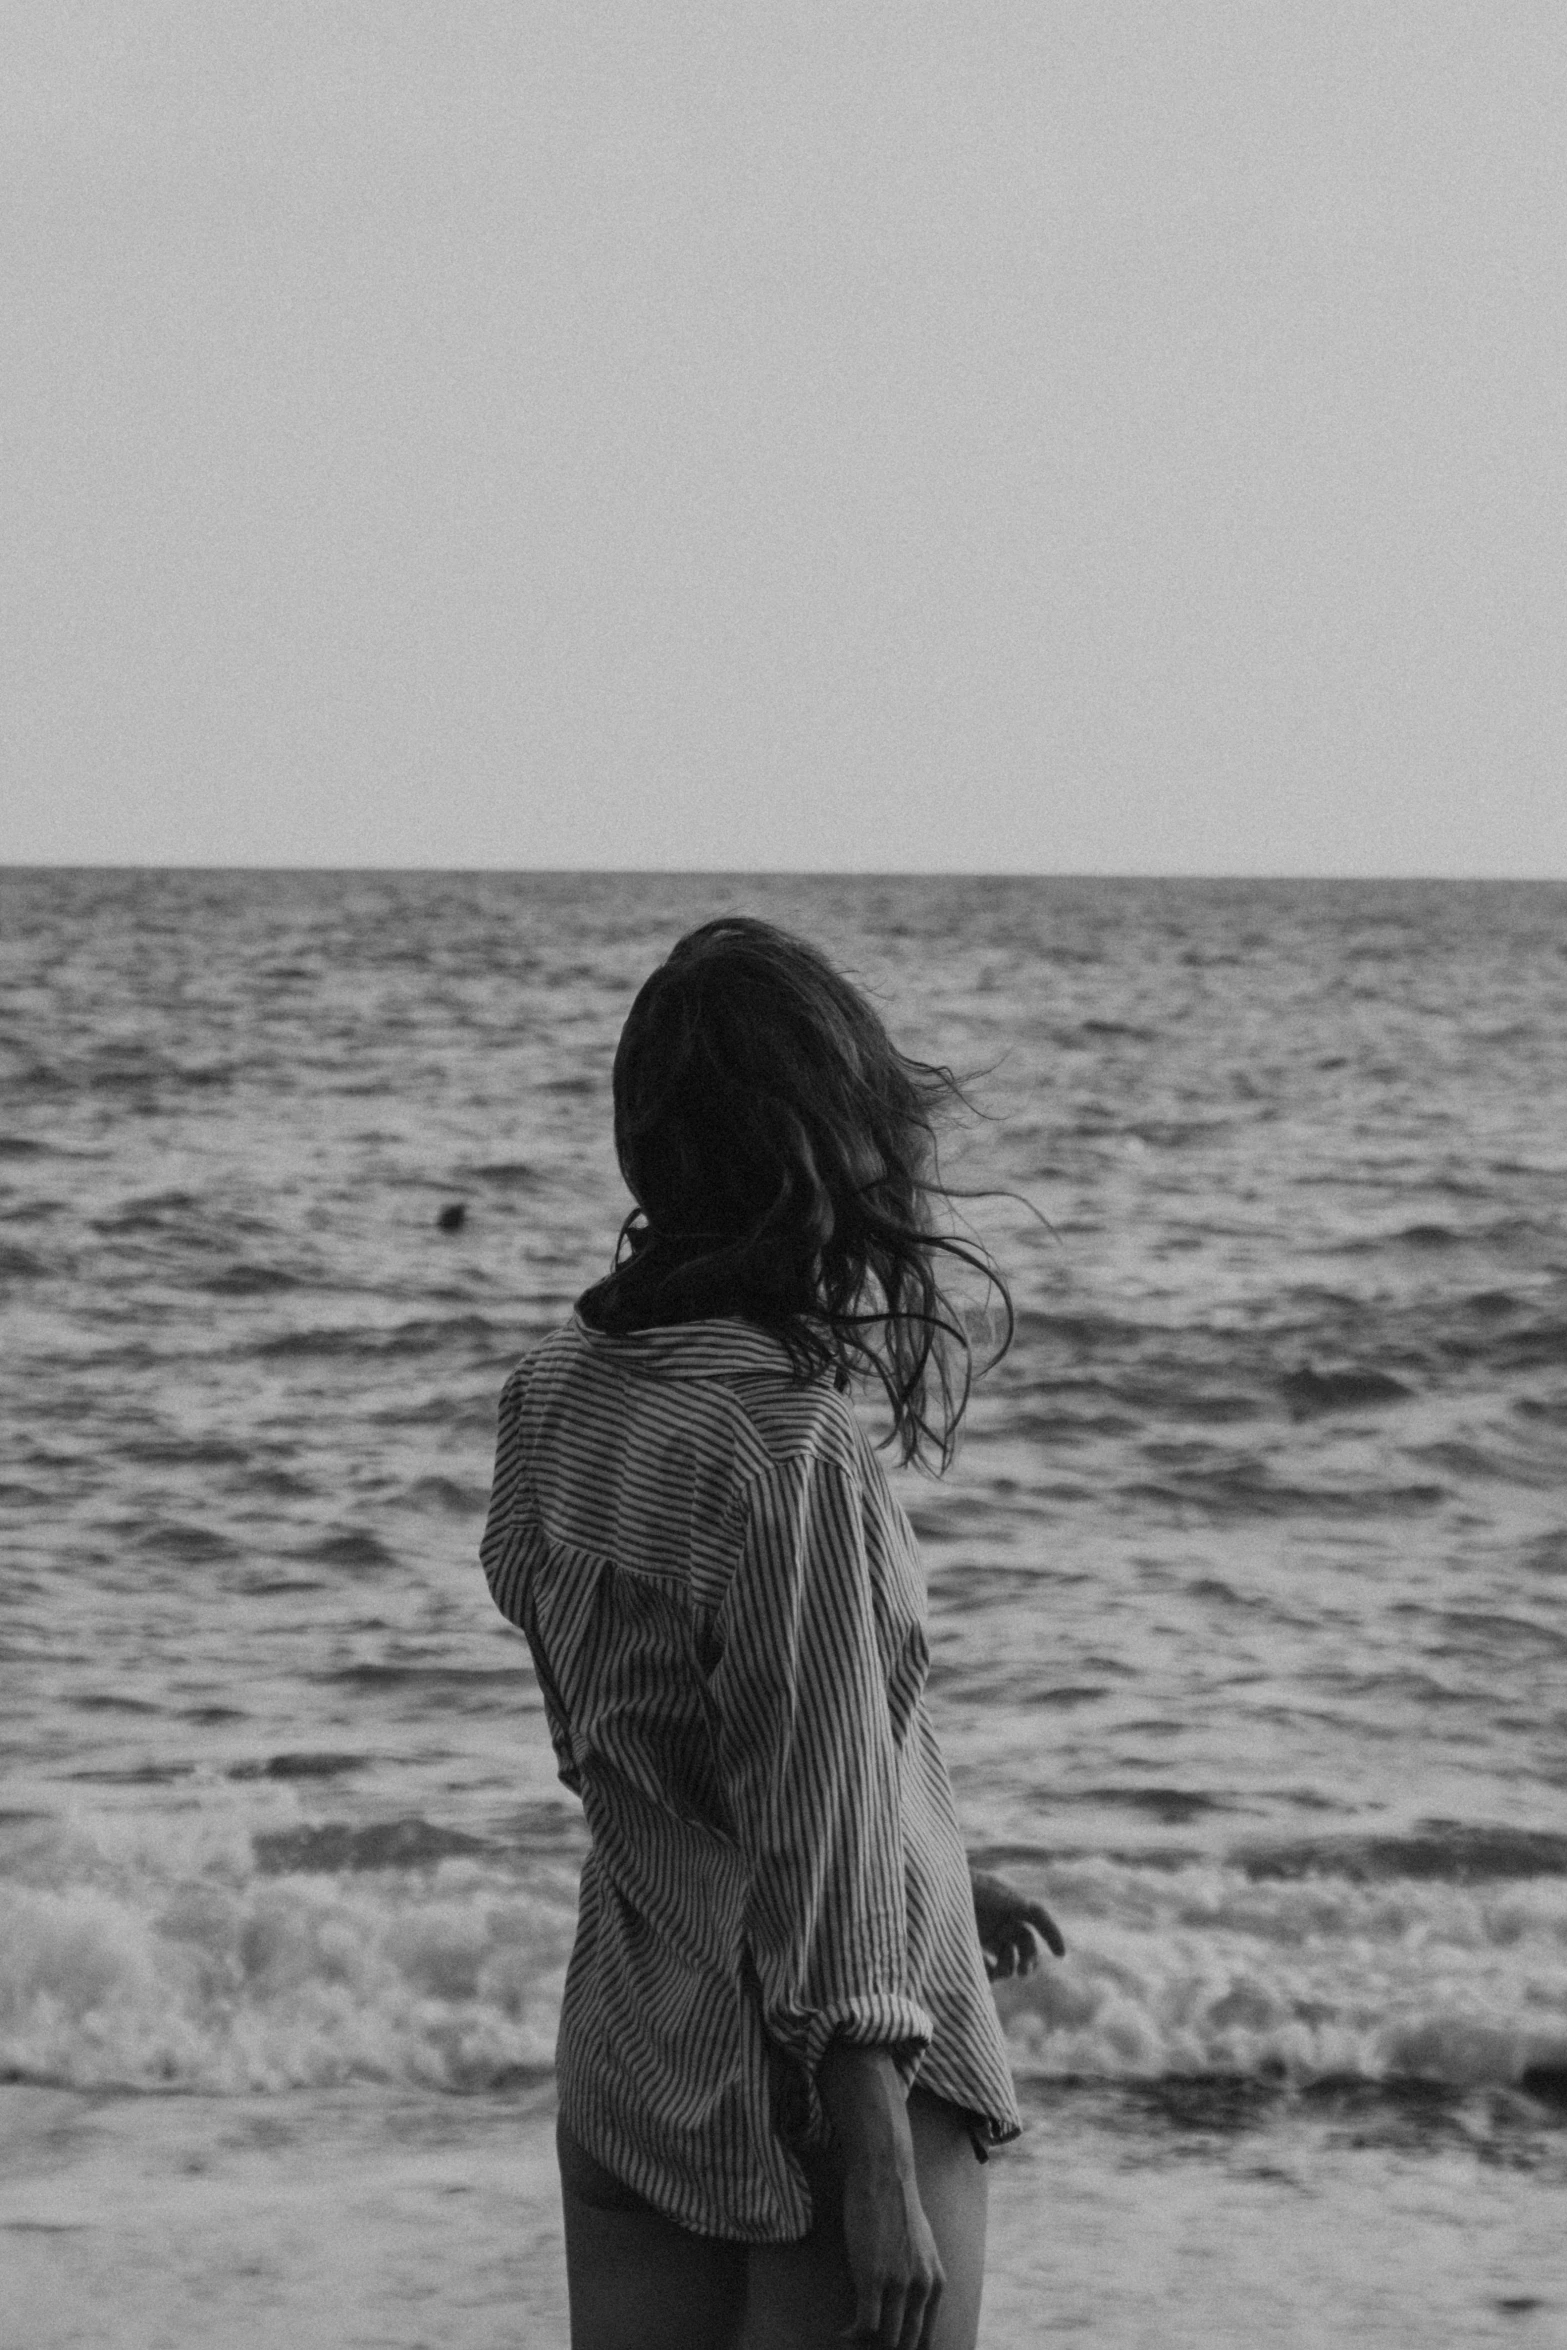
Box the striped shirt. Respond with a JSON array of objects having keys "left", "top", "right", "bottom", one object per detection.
[{"left": 480, "top": 1312, "right": 1021, "bottom": 2241}]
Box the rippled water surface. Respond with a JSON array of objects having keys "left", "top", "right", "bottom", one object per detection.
[{"left": 3, "top": 869, "right": 1565, "bottom": 2344}]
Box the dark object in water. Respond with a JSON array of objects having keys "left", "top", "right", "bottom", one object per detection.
[
  {"left": 1280, "top": 1364, "right": 1411, "bottom": 1413},
  {"left": 437, "top": 1202, "right": 467, "bottom": 1232}
]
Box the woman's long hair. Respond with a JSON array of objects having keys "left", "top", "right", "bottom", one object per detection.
[{"left": 577, "top": 916, "right": 1012, "bottom": 1470}]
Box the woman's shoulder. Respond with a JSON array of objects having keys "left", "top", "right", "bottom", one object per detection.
[
  {"left": 499, "top": 1314, "right": 874, "bottom": 1488},
  {"left": 731, "top": 1366, "right": 861, "bottom": 1472},
  {"left": 495, "top": 1321, "right": 577, "bottom": 1405}
]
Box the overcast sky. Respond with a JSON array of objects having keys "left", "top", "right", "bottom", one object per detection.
[{"left": 4, "top": 2, "right": 1564, "bottom": 874}]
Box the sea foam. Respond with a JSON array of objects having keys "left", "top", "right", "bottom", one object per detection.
[
  {"left": 4, "top": 1811, "right": 1563, "bottom": 2099},
  {"left": 0, "top": 1812, "right": 576, "bottom": 2094}
]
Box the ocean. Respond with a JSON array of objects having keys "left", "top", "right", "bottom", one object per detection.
[{"left": 2, "top": 867, "right": 1565, "bottom": 2348}]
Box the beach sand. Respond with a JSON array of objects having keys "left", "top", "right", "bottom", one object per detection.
[{"left": 5, "top": 2082, "right": 1560, "bottom": 2348}]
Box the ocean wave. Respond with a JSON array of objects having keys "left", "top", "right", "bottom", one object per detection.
[
  {"left": 1001, "top": 1302, "right": 1567, "bottom": 1434},
  {"left": 1121, "top": 1466, "right": 1449, "bottom": 1521},
  {"left": 89, "top": 1190, "right": 207, "bottom": 1234},
  {"left": 113, "top": 1432, "right": 254, "bottom": 1467},
  {"left": 1521, "top": 1530, "right": 1567, "bottom": 1576},
  {"left": 1278, "top": 1365, "right": 1412, "bottom": 1413},
  {"left": 253, "top": 1818, "right": 496, "bottom": 1874},
  {"left": 1232, "top": 1825, "right": 1567, "bottom": 1886},
  {"left": 1492, "top": 1323, "right": 1567, "bottom": 1371},
  {"left": 402, "top": 1473, "right": 492, "bottom": 1515},
  {"left": 226, "top": 1753, "right": 371, "bottom": 1783},
  {"left": 998, "top": 1977, "right": 1567, "bottom": 2103},
  {"left": 1325, "top": 1217, "right": 1553, "bottom": 1257},
  {"left": 461, "top": 1161, "right": 544, "bottom": 1192},
  {"left": 123, "top": 1518, "right": 240, "bottom": 1564},
  {"left": 0, "top": 1841, "right": 574, "bottom": 2094},
  {"left": 254, "top": 1314, "right": 509, "bottom": 1362},
  {"left": 12, "top": 1052, "right": 239, "bottom": 1097},
  {"left": 991, "top": 1851, "right": 1567, "bottom": 2094},
  {"left": 3, "top": 1816, "right": 1564, "bottom": 2100},
  {"left": 979, "top": 1821, "right": 1567, "bottom": 1889},
  {"left": 1058, "top": 1787, "right": 1227, "bottom": 1826},
  {"left": 295, "top": 1529, "right": 402, "bottom": 1573},
  {"left": 199, "top": 1262, "right": 307, "bottom": 1296},
  {"left": 311, "top": 1664, "right": 528, "bottom": 1697}
]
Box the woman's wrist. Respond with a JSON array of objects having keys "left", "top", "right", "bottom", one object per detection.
[{"left": 816, "top": 2043, "right": 917, "bottom": 2176}]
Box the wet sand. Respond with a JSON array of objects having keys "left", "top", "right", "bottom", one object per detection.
[{"left": 5, "top": 2082, "right": 1561, "bottom": 2349}]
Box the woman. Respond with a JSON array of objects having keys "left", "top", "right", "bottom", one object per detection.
[{"left": 481, "top": 918, "right": 1061, "bottom": 2350}]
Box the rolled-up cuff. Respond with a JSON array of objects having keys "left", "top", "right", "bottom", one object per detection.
[{"left": 777, "top": 1992, "right": 936, "bottom": 2148}]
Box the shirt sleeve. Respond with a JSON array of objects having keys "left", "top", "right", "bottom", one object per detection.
[
  {"left": 480, "top": 1363, "right": 581, "bottom": 1796},
  {"left": 709, "top": 1437, "right": 934, "bottom": 2111}
]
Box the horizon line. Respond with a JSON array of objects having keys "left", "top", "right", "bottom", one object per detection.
[{"left": 4, "top": 863, "right": 1564, "bottom": 885}]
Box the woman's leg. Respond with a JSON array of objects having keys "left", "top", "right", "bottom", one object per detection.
[
  {"left": 741, "top": 2089, "right": 989, "bottom": 2350},
  {"left": 558, "top": 2118, "right": 748, "bottom": 2350}
]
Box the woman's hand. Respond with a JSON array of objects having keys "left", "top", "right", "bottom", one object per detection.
[
  {"left": 970, "top": 1868, "right": 1065, "bottom": 1979},
  {"left": 817, "top": 2045, "right": 944, "bottom": 2350}
]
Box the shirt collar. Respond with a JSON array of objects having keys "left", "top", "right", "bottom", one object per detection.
[{"left": 569, "top": 1309, "right": 798, "bottom": 1382}]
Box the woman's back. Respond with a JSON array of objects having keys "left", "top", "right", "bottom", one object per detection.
[
  {"left": 482, "top": 917, "right": 1034, "bottom": 2345},
  {"left": 483, "top": 1310, "right": 1018, "bottom": 2250}
]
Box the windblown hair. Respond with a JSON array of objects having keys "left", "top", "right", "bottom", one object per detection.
[{"left": 577, "top": 916, "right": 1012, "bottom": 1469}]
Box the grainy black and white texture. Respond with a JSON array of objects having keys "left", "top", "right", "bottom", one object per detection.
[
  {"left": 482, "top": 1314, "right": 1018, "bottom": 2238},
  {"left": 3, "top": 868, "right": 1565, "bottom": 2343}
]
